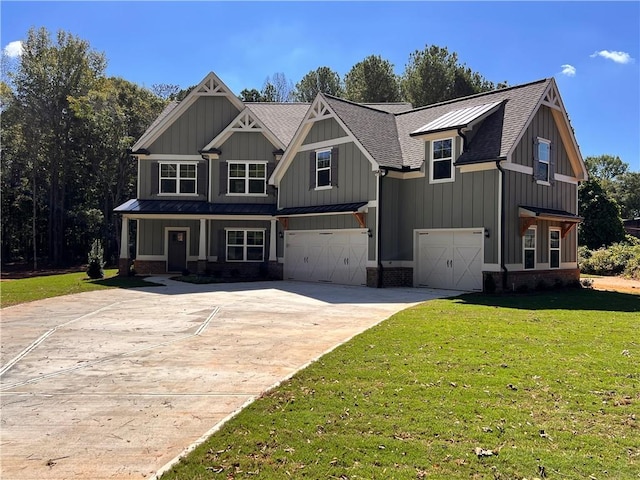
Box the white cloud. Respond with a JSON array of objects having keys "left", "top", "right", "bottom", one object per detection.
[
  {"left": 3, "top": 40, "right": 23, "bottom": 58},
  {"left": 561, "top": 64, "right": 576, "bottom": 77},
  {"left": 590, "top": 50, "right": 634, "bottom": 64}
]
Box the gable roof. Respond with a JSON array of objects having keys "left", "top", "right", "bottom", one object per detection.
[
  {"left": 246, "top": 103, "right": 310, "bottom": 147},
  {"left": 131, "top": 71, "right": 244, "bottom": 151},
  {"left": 395, "top": 79, "right": 552, "bottom": 169}
]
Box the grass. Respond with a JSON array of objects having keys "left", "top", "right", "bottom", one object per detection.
[
  {"left": 160, "top": 289, "right": 639, "bottom": 480},
  {"left": 0, "top": 269, "right": 164, "bottom": 307}
]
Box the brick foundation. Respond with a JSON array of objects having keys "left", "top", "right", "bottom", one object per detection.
[
  {"left": 484, "top": 268, "right": 581, "bottom": 293},
  {"left": 133, "top": 259, "right": 283, "bottom": 281},
  {"left": 366, "top": 267, "right": 413, "bottom": 288},
  {"left": 133, "top": 260, "right": 167, "bottom": 275},
  {"left": 118, "top": 258, "right": 131, "bottom": 276}
]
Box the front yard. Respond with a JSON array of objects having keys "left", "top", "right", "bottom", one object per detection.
[{"left": 160, "top": 289, "right": 639, "bottom": 479}]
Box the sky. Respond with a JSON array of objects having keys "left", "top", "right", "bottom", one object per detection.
[{"left": 2, "top": 1, "right": 639, "bottom": 171}]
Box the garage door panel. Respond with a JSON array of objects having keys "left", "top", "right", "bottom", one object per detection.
[
  {"left": 284, "top": 230, "right": 367, "bottom": 286},
  {"left": 416, "top": 230, "right": 483, "bottom": 291}
]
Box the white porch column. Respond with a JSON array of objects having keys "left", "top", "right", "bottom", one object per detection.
[
  {"left": 120, "top": 216, "right": 129, "bottom": 259},
  {"left": 269, "top": 218, "right": 277, "bottom": 261},
  {"left": 198, "top": 218, "right": 207, "bottom": 260}
]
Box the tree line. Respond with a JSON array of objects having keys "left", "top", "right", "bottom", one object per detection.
[{"left": 1, "top": 27, "right": 636, "bottom": 270}]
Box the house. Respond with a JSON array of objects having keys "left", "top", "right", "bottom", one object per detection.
[{"left": 115, "top": 72, "right": 587, "bottom": 292}]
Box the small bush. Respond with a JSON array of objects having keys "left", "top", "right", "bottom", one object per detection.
[
  {"left": 484, "top": 274, "right": 496, "bottom": 294},
  {"left": 536, "top": 280, "right": 548, "bottom": 291},
  {"left": 579, "top": 241, "right": 640, "bottom": 279},
  {"left": 87, "top": 239, "right": 105, "bottom": 280},
  {"left": 181, "top": 268, "right": 190, "bottom": 276}
]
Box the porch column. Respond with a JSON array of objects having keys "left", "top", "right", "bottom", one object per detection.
[
  {"left": 269, "top": 218, "right": 277, "bottom": 262},
  {"left": 118, "top": 216, "right": 129, "bottom": 276},
  {"left": 198, "top": 218, "right": 207, "bottom": 273}
]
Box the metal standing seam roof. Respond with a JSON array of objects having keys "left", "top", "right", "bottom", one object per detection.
[
  {"left": 276, "top": 202, "right": 368, "bottom": 216},
  {"left": 394, "top": 78, "right": 552, "bottom": 169},
  {"left": 114, "top": 199, "right": 276, "bottom": 216},
  {"left": 411, "top": 101, "right": 503, "bottom": 135}
]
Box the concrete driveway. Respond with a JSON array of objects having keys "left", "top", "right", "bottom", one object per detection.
[{"left": 1, "top": 279, "right": 461, "bottom": 479}]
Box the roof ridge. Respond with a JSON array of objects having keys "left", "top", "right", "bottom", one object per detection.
[
  {"left": 322, "top": 93, "right": 396, "bottom": 115},
  {"left": 395, "top": 78, "right": 551, "bottom": 116},
  {"left": 245, "top": 102, "right": 311, "bottom": 105}
]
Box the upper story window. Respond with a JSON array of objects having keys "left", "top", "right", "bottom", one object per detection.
[
  {"left": 316, "top": 149, "right": 331, "bottom": 188},
  {"left": 523, "top": 226, "right": 536, "bottom": 270},
  {"left": 549, "top": 228, "right": 561, "bottom": 269},
  {"left": 309, "top": 147, "right": 338, "bottom": 190},
  {"left": 430, "top": 138, "right": 454, "bottom": 183},
  {"left": 535, "top": 138, "right": 551, "bottom": 184},
  {"left": 160, "top": 162, "right": 196, "bottom": 194},
  {"left": 228, "top": 161, "right": 267, "bottom": 195}
]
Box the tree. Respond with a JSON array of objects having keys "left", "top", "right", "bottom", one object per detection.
[
  {"left": 151, "top": 83, "right": 181, "bottom": 100},
  {"left": 239, "top": 88, "right": 264, "bottom": 102},
  {"left": 584, "top": 154, "right": 628, "bottom": 183},
  {"left": 344, "top": 55, "right": 400, "bottom": 103},
  {"left": 400, "top": 45, "right": 497, "bottom": 107},
  {"left": 295, "top": 66, "right": 343, "bottom": 102},
  {"left": 612, "top": 172, "right": 640, "bottom": 219},
  {"left": 578, "top": 178, "right": 626, "bottom": 248},
  {"left": 263, "top": 72, "right": 294, "bottom": 102},
  {"left": 8, "top": 27, "right": 107, "bottom": 265}
]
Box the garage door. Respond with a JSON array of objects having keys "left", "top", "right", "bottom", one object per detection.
[
  {"left": 415, "top": 229, "right": 483, "bottom": 291},
  {"left": 284, "top": 230, "right": 368, "bottom": 286}
]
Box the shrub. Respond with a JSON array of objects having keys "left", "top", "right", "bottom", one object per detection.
[
  {"left": 87, "top": 239, "right": 105, "bottom": 279},
  {"left": 484, "top": 274, "right": 496, "bottom": 294},
  {"left": 579, "top": 241, "right": 640, "bottom": 279}
]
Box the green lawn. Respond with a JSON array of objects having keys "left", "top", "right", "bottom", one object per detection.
[
  {"left": 0, "top": 269, "right": 163, "bottom": 307},
  {"left": 160, "top": 289, "right": 639, "bottom": 480}
]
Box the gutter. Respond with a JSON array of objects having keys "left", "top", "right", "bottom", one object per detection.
[{"left": 496, "top": 158, "right": 508, "bottom": 290}]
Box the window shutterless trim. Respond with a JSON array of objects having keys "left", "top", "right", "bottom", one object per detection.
[
  {"left": 227, "top": 160, "right": 268, "bottom": 195},
  {"left": 549, "top": 227, "right": 561, "bottom": 269},
  {"left": 523, "top": 226, "right": 536, "bottom": 270},
  {"left": 225, "top": 228, "right": 266, "bottom": 262},
  {"left": 429, "top": 137, "right": 455, "bottom": 184}
]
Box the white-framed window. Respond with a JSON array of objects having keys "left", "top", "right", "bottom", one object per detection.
[
  {"left": 430, "top": 138, "right": 454, "bottom": 183},
  {"left": 549, "top": 228, "right": 561, "bottom": 269},
  {"left": 159, "top": 162, "right": 197, "bottom": 194},
  {"left": 228, "top": 161, "right": 267, "bottom": 195},
  {"left": 316, "top": 149, "right": 331, "bottom": 188},
  {"left": 226, "top": 229, "right": 265, "bottom": 262},
  {"left": 523, "top": 226, "right": 536, "bottom": 270},
  {"left": 536, "top": 138, "right": 551, "bottom": 184}
]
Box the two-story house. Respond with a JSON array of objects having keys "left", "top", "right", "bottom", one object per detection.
[{"left": 115, "top": 71, "right": 587, "bottom": 292}]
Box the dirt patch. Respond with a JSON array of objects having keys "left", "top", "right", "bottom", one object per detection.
[{"left": 585, "top": 276, "right": 640, "bottom": 295}]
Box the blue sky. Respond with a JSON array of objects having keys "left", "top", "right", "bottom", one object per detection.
[{"left": 2, "top": 1, "right": 639, "bottom": 171}]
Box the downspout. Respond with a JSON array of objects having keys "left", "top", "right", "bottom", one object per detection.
[
  {"left": 496, "top": 159, "right": 508, "bottom": 290},
  {"left": 377, "top": 169, "right": 385, "bottom": 288}
]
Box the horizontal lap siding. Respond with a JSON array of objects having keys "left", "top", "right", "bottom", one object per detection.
[
  {"left": 279, "top": 142, "right": 375, "bottom": 208},
  {"left": 149, "top": 97, "right": 240, "bottom": 154},
  {"left": 138, "top": 219, "right": 200, "bottom": 256}
]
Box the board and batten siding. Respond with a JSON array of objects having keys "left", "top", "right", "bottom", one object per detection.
[
  {"left": 511, "top": 105, "right": 572, "bottom": 177},
  {"left": 137, "top": 219, "right": 200, "bottom": 256},
  {"left": 138, "top": 159, "right": 208, "bottom": 200},
  {"left": 149, "top": 96, "right": 241, "bottom": 154},
  {"left": 208, "top": 220, "right": 272, "bottom": 261},
  {"left": 302, "top": 118, "right": 346, "bottom": 145},
  {"left": 279, "top": 142, "right": 376, "bottom": 208},
  {"left": 502, "top": 169, "right": 578, "bottom": 265},
  {"left": 211, "top": 132, "right": 278, "bottom": 204},
  {"left": 384, "top": 138, "right": 499, "bottom": 265}
]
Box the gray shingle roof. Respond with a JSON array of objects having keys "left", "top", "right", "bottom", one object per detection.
[
  {"left": 246, "top": 103, "right": 310, "bottom": 147},
  {"left": 396, "top": 79, "right": 551, "bottom": 168},
  {"left": 362, "top": 102, "right": 413, "bottom": 114},
  {"left": 323, "top": 95, "right": 404, "bottom": 168}
]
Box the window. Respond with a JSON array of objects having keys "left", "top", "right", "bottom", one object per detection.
[
  {"left": 549, "top": 229, "right": 561, "bottom": 269},
  {"left": 160, "top": 162, "right": 196, "bottom": 194},
  {"left": 430, "top": 138, "right": 454, "bottom": 183},
  {"left": 523, "top": 227, "right": 536, "bottom": 270},
  {"left": 226, "top": 229, "right": 264, "bottom": 262},
  {"left": 316, "top": 150, "right": 331, "bottom": 188},
  {"left": 228, "top": 162, "right": 267, "bottom": 195},
  {"left": 536, "top": 138, "right": 551, "bottom": 183}
]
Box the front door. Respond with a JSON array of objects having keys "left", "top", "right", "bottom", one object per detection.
[{"left": 167, "top": 230, "right": 187, "bottom": 272}]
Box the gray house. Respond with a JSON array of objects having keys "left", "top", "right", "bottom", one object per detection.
[{"left": 116, "top": 72, "right": 587, "bottom": 291}]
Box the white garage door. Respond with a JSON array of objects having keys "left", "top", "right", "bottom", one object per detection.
[
  {"left": 415, "top": 229, "right": 484, "bottom": 291},
  {"left": 284, "top": 229, "right": 368, "bottom": 286}
]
